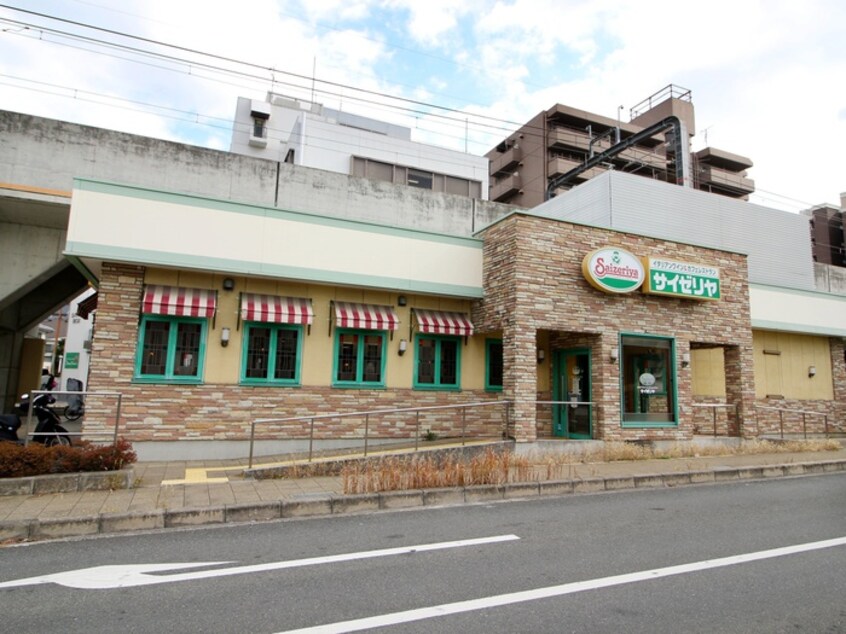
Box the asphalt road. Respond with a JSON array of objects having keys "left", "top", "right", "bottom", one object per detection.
[{"left": 1, "top": 474, "right": 844, "bottom": 633}]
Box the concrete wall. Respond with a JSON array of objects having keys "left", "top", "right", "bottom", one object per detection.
[
  {"left": 0, "top": 110, "right": 511, "bottom": 237},
  {"left": 814, "top": 262, "right": 846, "bottom": 295}
]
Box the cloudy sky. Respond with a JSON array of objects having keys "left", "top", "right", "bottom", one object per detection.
[{"left": 1, "top": 0, "right": 844, "bottom": 211}]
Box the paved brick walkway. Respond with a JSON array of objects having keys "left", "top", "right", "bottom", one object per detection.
[{"left": 2, "top": 446, "right": 845, "bottom": 543}]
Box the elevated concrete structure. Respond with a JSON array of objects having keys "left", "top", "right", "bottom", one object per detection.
[{"left": 0, "top": 110, "right": 513, "bottom": 409}]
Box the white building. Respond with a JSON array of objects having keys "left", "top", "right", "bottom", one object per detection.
[{"left": 230, "top": 94, "right": 489, "bottom": 200}]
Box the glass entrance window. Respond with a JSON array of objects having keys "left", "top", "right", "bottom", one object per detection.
[
  {"left": 554, "top": 350, "right": 591, "bottom": 438},
  {"left": 621, "top": 335, "right": 677, "bottom": 425}
]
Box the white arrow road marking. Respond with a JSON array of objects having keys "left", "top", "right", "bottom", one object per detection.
[
  {"left": 277, "top": 535, "right": 846, "bottom": 634},
  {"left": 0, "top": 534, "right": 519, "bottom": 590}
]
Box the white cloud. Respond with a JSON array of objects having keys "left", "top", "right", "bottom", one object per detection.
[{"left": 1, "top": 0, "right": 843, "bottom": 208}]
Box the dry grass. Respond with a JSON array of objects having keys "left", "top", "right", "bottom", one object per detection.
[
  {"left": 341, "top": 449, "right": 533, "bottom": 494},
  {"left": 339, "top": 439, "right": 841, "bottom": 494}
]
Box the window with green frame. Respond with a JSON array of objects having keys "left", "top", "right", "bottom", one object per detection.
[
  {"left": 332, "top": 329, "right": 386, "bottom": 388},
  {"left": 414, "top": 335, "right": 461, "bottom": 390},
  {"left": 135, "top": 315, "right": 207, "bottom": 382},
  {"left": 620, "top": 334, "right": 677, "bottom": 426},
  {"left": 485, "top": 339, "right": 503, "bottom": 391},
  {"left": 241, "top": 323, "right": 302, "bottom": 385}
]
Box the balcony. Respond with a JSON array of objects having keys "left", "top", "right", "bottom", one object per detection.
[
  {"left": 698, "top": 165, "right": 755, "bottom": 195},
  {"left": 490, "top": 144, "right": 523, "bottom": 177},
  {"left": 547, "top": 157, "right": 605, "bottom": 180},
  {"left": 617, "top": 146, "right": 666, "bottom": 170},
  {"left": 490, "top": 173, "right": 522, "bottom": 201},
  {"left": 548, "top": 127, "right": 603, "bottom": 153}
]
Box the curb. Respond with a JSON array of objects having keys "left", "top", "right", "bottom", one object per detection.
[
  {"left": 0, "top": 469, "right": 135, "bottom": 497},
  {"left": 1, "top": 459, "right": 844, "bottom": 543}
]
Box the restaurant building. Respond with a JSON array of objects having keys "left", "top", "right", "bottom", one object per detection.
[{"left": 66, "top": 170, "right": 845, "bottom": 459}]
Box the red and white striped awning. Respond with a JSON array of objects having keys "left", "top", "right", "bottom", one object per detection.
[
  {"left": 333, "top": 301, "right": 399, "bottom": 331},
  {"left": 240, "top": 294, "right": 313, "bottom": 325},
  {"left": 141, "top": 285, "right": 217, "bottom": 318},
  {"left": 414, "top": 309, "right": 474, "bottom": 337}
]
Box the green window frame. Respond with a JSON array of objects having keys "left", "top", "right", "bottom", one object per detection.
[
  {"left": 240, "top": 323, "right": 303, "bottom": 385},
  {"left": 332, "top": 329, "right": 387, "bottom": 388},
  {"left": 414, "top": 335, "right": 461, "bottom": 391},
  {"left": 134, "top": 315, "right": 207, "bottom": 383},
  {"left": 485, "top": 338, "right": 503, "bottom": 392},
  {"left": 619, "top": 333, "right": 678, "bottom": 427}
]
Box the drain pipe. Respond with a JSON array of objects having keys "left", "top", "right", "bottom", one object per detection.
[{"left": 546, "top": 115, "right": 689, "bottom": 200}]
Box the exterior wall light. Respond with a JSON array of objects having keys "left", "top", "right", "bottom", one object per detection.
[
  {"left": 537, "top": 349, "right": 545, "bottom": 364},
  {"left": 222, "top": 278, "right": 235, "bottom": 291},
  {"left": 610, "top": 347, "right": 619, "bottom": 363},
  {"left": 681, "top": 352, "right": 690, "bottom": 367},
  {"left": 808, "top": 365, "right": 816, "bottom": 377},
  {"left": 221, "top": 327, "right": 231, "bottom": 347},
  {"left": 398, "top": 339, "right": 408, "bottom": 356}
]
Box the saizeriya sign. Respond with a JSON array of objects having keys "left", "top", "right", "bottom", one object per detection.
[
  {"left": 582, "top": 247, "right": 721, "bottom": 301},
  {"left": 582, "top": 248, "right": 645, "bottom": 293}
]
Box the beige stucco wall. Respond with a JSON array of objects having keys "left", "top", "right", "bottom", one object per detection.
[{"left": 143, "top": 268, "right": 488, "bottom": 390}]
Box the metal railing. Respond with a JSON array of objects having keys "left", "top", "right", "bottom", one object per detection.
[
  {"left": 248, "top": 400, "right": 508, "bottom": 468},
  {"left": 692, "top": 403, "right": 739, "bottom": 437},
  {"left": 248, "top": 399, "right": 602, "bottom": 468},
  {"left": 755, "top": 405, "right": 830, "bottom": 440},
  {"left": 22, "top": 389, "right": 124, "bottom": 446}
]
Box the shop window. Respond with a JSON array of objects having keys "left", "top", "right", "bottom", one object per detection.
[
  {"left": 333, "top": 330, "right": 386, "bottom": 388},
  {"left": 135, "top": 316, "right": 206, "bottom": 383},
  {"left": 241, "top": 324, "right": 302, "bottom": 385},
  {"left": 620, "top": 334, "right": 677, "bottom": 426},
  {"left": 485, "top": 339, "right": 503, "bottom": 391},
  {"left": 414, "top": 335, "right": 461, "bottom": 390}
]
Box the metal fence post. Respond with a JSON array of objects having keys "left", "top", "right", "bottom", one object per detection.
[
  {"left": 364, "top": 414, "right": 369, "bottom": 457},
  {"left": 113, "top": 393, "right": 123, "bottom": 447},
  {"left": 779, "top": 410, "right": 784, "bottom": 439},
  {"left": 802, "top": 412, "right": 807, "bottom": 439},
  {"left": 248, "top": 421, "right": 256, "bottom": 469},
  {"left": 414, "top": 410, "right": 420, "bottom": 452},
  {"left": 461, "top": 406, "right": 466, "bottom": 446},
  {"left": 712, "top": 407, "right": 717, "bottom": 437},
  {"left": 308, "top": 418, "right": 315, "bottom": 462}
]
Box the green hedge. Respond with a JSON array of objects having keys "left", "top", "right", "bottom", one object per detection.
[{"left": 0, "top": 439, "right": 137, "bottom": 478}]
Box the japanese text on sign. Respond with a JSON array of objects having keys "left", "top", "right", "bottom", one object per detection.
[{"left": 644, "top": 258, "right": 721, "bottom": 300}]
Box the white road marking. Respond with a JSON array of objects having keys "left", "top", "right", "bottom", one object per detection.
[
  {"left": 278, "top": 535, "right": 846, "bottom": 633},
  {"left": 0, "top": 534, "right": 519, "bottom": 590}
]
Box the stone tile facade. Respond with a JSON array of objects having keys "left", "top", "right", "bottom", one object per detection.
[{"left": 476, "top": 213, "right": 757, "bottom": 442}]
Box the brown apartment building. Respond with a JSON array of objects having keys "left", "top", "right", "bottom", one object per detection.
[{"left": 487, "top": 85, "right": 755, "bottom": 207}]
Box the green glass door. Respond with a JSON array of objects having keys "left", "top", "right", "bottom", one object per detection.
[{"left": 553, "top": 349, "right": 591, "bottom": 438}]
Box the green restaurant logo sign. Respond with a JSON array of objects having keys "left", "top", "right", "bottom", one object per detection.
[
  {"left": 642, "top": 257, "right": 721, "bottom": 300},
  {"left": 582, "top": 247, "right": 645, "bottom": 294}
]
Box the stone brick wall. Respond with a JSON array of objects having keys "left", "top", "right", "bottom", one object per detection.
[{"left": 478, "top": 213, "right": 756, "bottom": 442}]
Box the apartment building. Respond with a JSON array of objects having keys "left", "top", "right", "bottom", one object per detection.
[
  {"left": 230, "top": 93, "right": 489, "bottom": 200},
  {"left": 487, "top": 85, "right": 755, "bottom": 207}
]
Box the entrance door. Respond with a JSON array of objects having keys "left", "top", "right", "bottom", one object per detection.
[{"left": 553, "top": 349, "right": 591, "bottom": 438}]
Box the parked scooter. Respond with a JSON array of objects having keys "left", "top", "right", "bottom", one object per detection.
[
  {"left": 0, "top": 411, "right": 22, "bottom": 444},
  {"left": 18, "top": 391, "right": 73, "bottom": 447}
]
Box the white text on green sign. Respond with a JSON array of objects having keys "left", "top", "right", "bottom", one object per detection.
[{"left": 643, "top": 258, "right": 721, "bottom": 300}]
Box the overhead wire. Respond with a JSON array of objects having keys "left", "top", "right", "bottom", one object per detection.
[{"left": 0, "top": 4, "right": 836, "bottom": 215}]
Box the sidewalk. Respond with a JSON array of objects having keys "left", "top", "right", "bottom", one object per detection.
[{"left": 2, "top": 445, "right": 845, "bottom": 544}]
